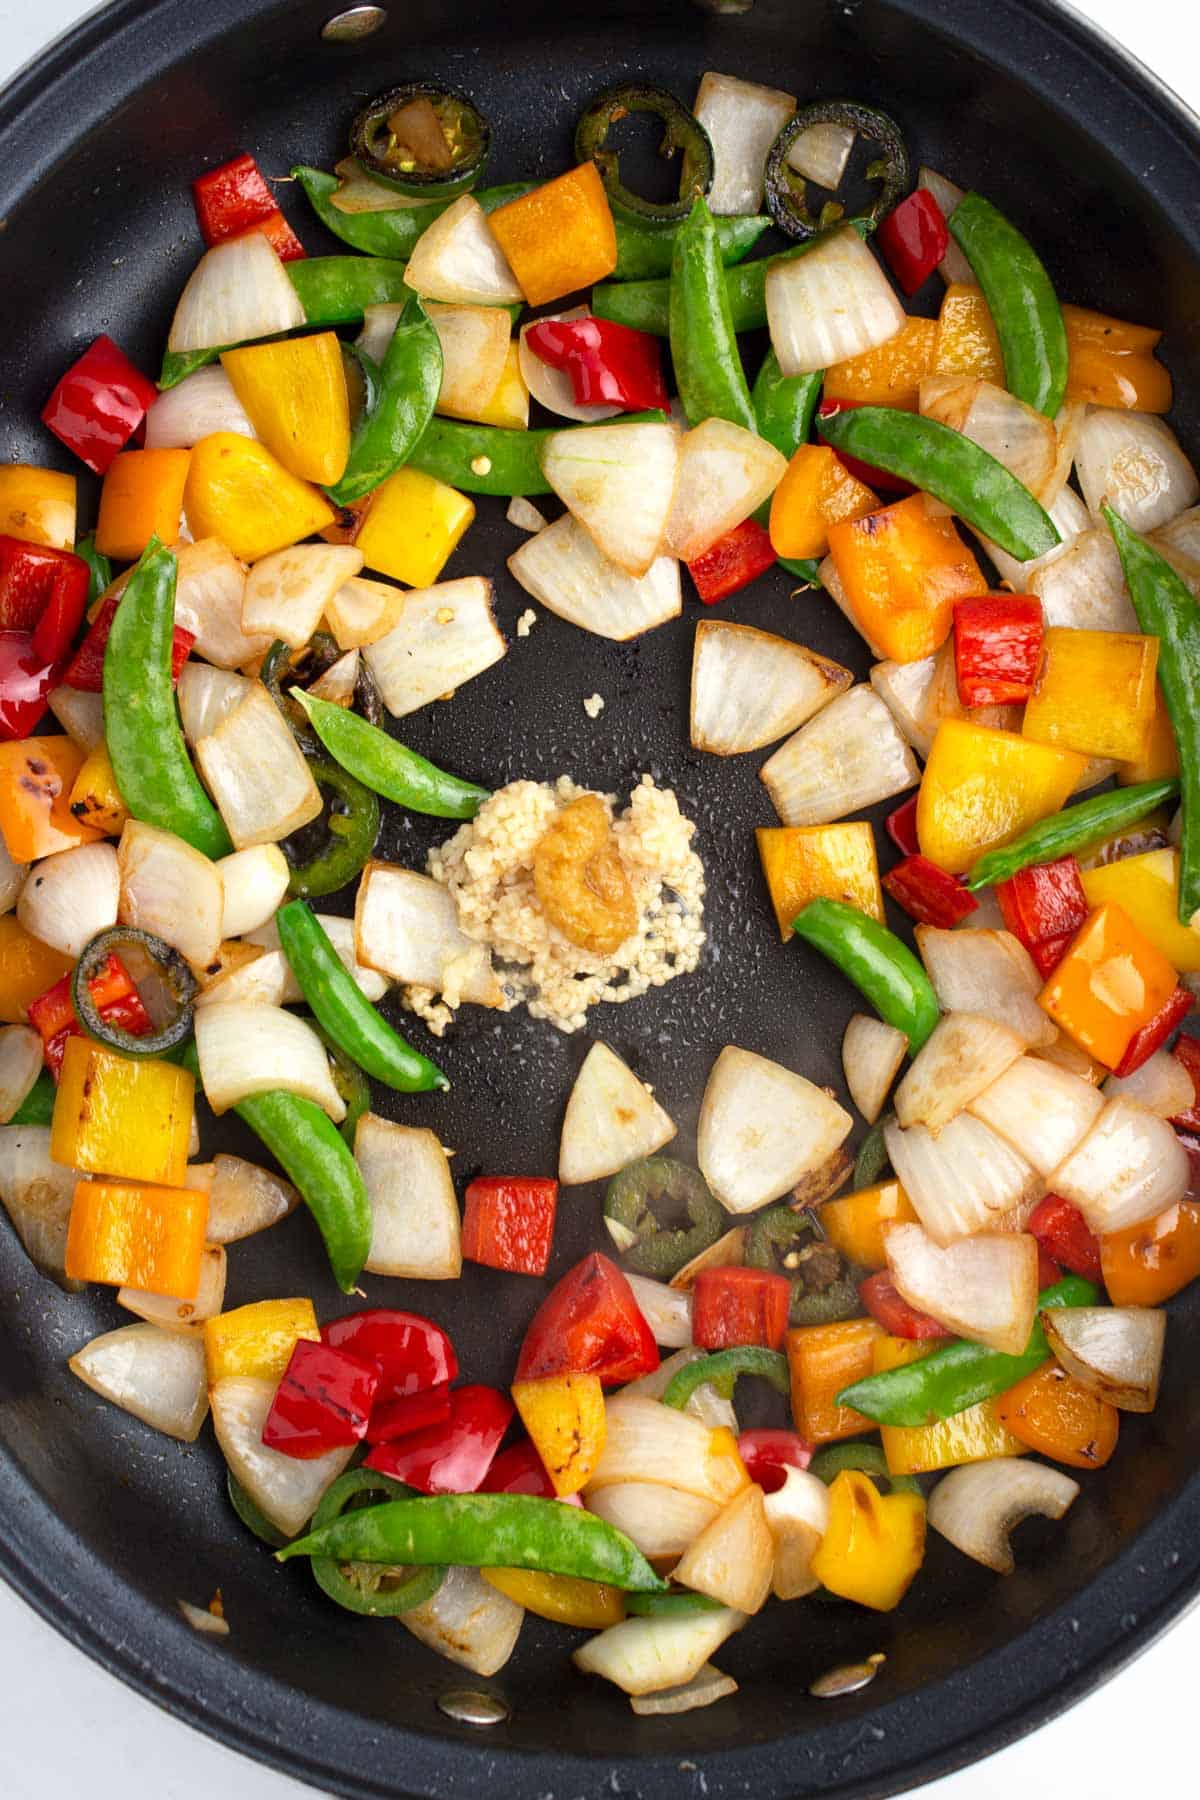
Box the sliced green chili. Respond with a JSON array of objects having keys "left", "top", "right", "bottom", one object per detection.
[
  {"left": 309, "top": 1468, "right": 446, "bottom": 1616},
  {"left": 10, "top": 1068, "right": 55, "bottom": 1127},
  {"left": 350, "top": 84, "right": 490, "bottom": 200},
  {"left": 328, "top": 295, "right": 442, "bottom": 506},
  {"left": 809, "top": 1441, "right": 921, "bottom": 1495},
  {"left": 278, "top": 1493, "right": 668, "bottom": 1592},
  {"left": 965, "top": 775, "right": 1180, "bottom": 892},
  {"left": 817, "top": 406, "right": 1060, "bottom": 563},
  {"left": 408, "top": 408, "right": 666, "bottom": 497},
  {"left": 279, "top": 754, "right": 380, "bottom": 900},
  {"left": 279, "top": 901, "right": 448, "bottom": 1095},
  {"left": 1105, "top": 506, "right": 1200, "bottom": 922},
  {"left": 745, "top": 1205, "right": 861, "bottom": 1326},
  {"left": 575, "top": 83, "right": 713, "bottom": 223},
  {"left": 262, "top": 633, "right": 343, "bottom": 753},
  {"left": 603, "top": 1156, "right": 723, "bottom": 1279},
  {"left": 947, "top": 191, "right": 1068, "bottom": 418},
  {"left": 73, "top": 534, "right": 111, "bottom": 606},
  {"left": 228, "top": 1471, "right": 290, "bottom": 1548},
  {"left": 289, "top": 688, "right": 487, "bottom": 821},
  {"left": 614, "top": 211, "right": 769, "bottom": 281},
  {"left": 661, "top": 1346, "right": 790, "bottom": 1410},
  {"left": 73, "top": 927, "right": 197, "bottom": 1058},
  {"left": 669, "top": 196, "right": 756, "bottom": 431},
  {"left": 103, "top": 539, "right": 232, "bottom": 859},
  {"left": 837, "top": 1276, "right": 1099, "bottom": 1425},
  {"left": 625, "top": 1590, "right": 727, "bottom": 1619},
  {"left": 292, "top": 166, "right": 533, "bottom": 260},
  {"left": 791, "top": 899, "right": 938, "bottom": 1052},
  {"left": 765, "top": 101, "right": 909, "bottom": 240},
  {"left": 853, "top": 1118, "right": 893, "bottom": 1189}
]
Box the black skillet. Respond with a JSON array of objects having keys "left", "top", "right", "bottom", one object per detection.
[{"left": 1, "top": 0, "right": 1199, "bottom": 1795}]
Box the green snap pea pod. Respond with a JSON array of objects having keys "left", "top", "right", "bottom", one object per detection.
[
  {"left": 947, "top": 191, "right": 1068, "bottom": 418},
  {"left": 407, "top": 408, "right": 667, "bottom": 497},
  {"left": 292, "top": 167, "right": 534, "bottom": 260},
  {"left": 281, "top": 753, "right": 380, "bottom": 900},
  {"left": 614, "top": 210, "right": 769, "bottom": 281},
  {"left": 791, "top": 899, "right": 938, "bottom": 1052},
  {"left": 278, "top": 1493, "right": 668, "bottom": 1592},
  {"left": 603, "top": 1156, "right": 723, "bottom": 1279},
  {"left": 853, "top": 1117, "right": 893, "bottom": 1189},
  {"left": 10, "top": 1068, "right": 55, "bottom": 1127},
  {"left": 965, "top": 775, "right": 1180, "bottom": 892},
  {"left": 73, "top": 534, "right": 111, "bottom": 606},
  {"left": 837, "top": 1276, "right": 1099, "bottom": 1425},
  {"left": 593, "top": 237, "right": 833, "bottom": 338},
  {"left": 752, "top": 351, "right": 823, "bottom": 460},
  {"left": 808, "top": 1441, "right": 921, "bottom": 1496},
  {"left": 670, "top": 197, "right": 757, "bottom": 431},
  {"left": 625, "top": 1590, "right": 727, "bottom": 1619},
  {"left": 328, "top": 295, "right": 442, "bottom": 505},
  {"left": 103, "top": 540, "right": 232, "bottom": 859},
  {"left": 279, "top": 901, "right": 448, "bottom": 1095},
  {"left": 817, "top": 406, "right": 1060, "bottom": 563},
  {"left": 228, "top": 1471, "right": 290, "bottom": 1548},
  {"left": 313, "top": 1023, "right": 372, "bottom": 1147},
  {"left": 1105, "top": 507, "right": 1200, "bottom": 922},
  {"left": 662, "top": 1346, "right": 790, "bottom": 1410},
  {"left": 289, "top": 688, "right": 487, "bottom": 821},
  {"left": 286, "top": 256, "right": 413, "bottom": 327},
  {"left": 309, "top": 1468, "right": 445, "bottom": 1617}
]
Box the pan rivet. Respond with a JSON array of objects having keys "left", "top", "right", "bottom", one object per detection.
[
  {"left": 321, "top": 5, "right": 388, "bottom": 40},
  {"left": 437, "top": 1688, "right": 511, "bottom": 1726},
  {"left": 809, "top": 1653, "right": 886, "bottom": 1699}
]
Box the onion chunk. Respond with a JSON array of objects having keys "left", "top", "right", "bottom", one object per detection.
[
  {"left": 886, "top": 1222, "right": 1038, "bottom": 1355},
  {"left": 559, "top": 1042, "right": 676, "bottom": 1186},
  {"left": 1041, "top": 1305, "right": 1166, "bottom": 1412},
  {"left": 691, "top": 620, "right": 851, "bottom": 756},
  {"left": 760, "top": 685, "right": 918, "bottom": 827},
  {"left": 698, "top": 1044, "right": 852, "bottom": 1214},
  {"left": 928, "top": 1461, "right": 1080, "bottom": 1574}
]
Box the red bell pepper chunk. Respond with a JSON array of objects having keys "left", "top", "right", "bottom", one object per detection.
[
  {"left": 41, "top": 336, "right": 159, "bottom": 477},
  {"left": 461, "top": 1174, "right": 558, "bottom": 1276},
  {"left": 261, "top": 1338, "right": 378, "bottom": 1460},
  {"left": 995, "top": 856, "right": 1089, "bottom": 979},
  {"left": 735, "top": 1428, "right": 812, "bottom": 1494},
  {"left": 1170, "top": 1033, "right": 1200, "bottom": 1130},
  {"left": 1027, "top": 1193, "right": 1103, "bottom": 1283},
  {"left": 365, "top": 1383, "right": 453, "bottom": 1446},
  {"left": 63, "top": 595, "right": 195, "bottom": 693},
  {"left": 192, "top": 153, "right": 306, "bottom": 261},
  {"left": 1036, "top": 1246, "right": 1063, "bottom": 1290},
  {"left": 523, "top": 315, "right": 668, "bottom": 412},
  {"left": 27, "top": 953, "right": 153, "bottom": 1078},
  {"left": 877, "top": 188, "right": 949, "bottom": 296},
  {"left": 480, "top": 1438, "right": 584, "bottom": 1506},
  {"left": 321, "top": 1308, "right": 458, "bottom": 1405},
  {"left": 0, "top": 634, "right": 60, "bottom": 742},
  {"left": 953, "top": 594, "right": 1044, "bottom": 707},
  {"left": 857, "top": 1271, "right": 947, "bottom": 1340},
  {"left": 0, "top": 537, "right": 91, "bottom": 727},
  {"left": 883, "top": 854, "right": 978, "bottom": 928},
  {"left": 886, "top": 793, "right": 920, "bottom": 858},
  {"left": 687, "top": 518, "right": 777, "bottom": 605},
  {"left": 1112, "top": 984, "right": 1193, "bottom": 1078},
  {"left": 1176, "top": 1127, "right": 1200, "bottom": 1196},
  {"left": 692, "top": 1265, "right": 791, "bottom": 1352},
  {"left": 514, "top": 1251, "right": 659, "bottom": 1385},
  {"left": 817, "top": 399, "right": 914, "bottom": 494},
  {"left": 364, "top": 1384, "right": 513, "bottom": 1493}
]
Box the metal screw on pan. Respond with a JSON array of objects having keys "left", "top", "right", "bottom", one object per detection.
[
  {"left": 321, "top": 6, "right": 388, "bottom": 40},
  {"left": 437, "top": 1688, "right": 512, "bottom": 1726}
]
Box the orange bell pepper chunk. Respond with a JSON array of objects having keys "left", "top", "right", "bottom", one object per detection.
[
  {"left": 511, "top": 1372, "right": 606, "bottom": 1496},
  {"left": 51, "top": 1035, "right": 195, "bottom": 1188},
  {"left": 819, "top": 1180, "right": 919, "bottom": 1271},
  {"left": 873, "top": 1335, "right": 1023, "bottom": 1476},
  {"left": 1038, "top": 900, "right": 1180, "bottom": 1070},
  {"left": 916, "top": 719, "right": 1086, "bottom": 876},
  {"left": 1061, "top": 305, "right": 1171, "bottom": 413},
  {"left": 995, "top": 1362, "right": 1118, "bottom": 1469},
  {"left": 95, "top": 449, "right": 191, "bottom": 562},
  {"left": 756, "top": 821, "right": 884, "bottom": 940},
  {"left": 65, "top": 1177, "right": 208, "bottom": 1299},
  {"left": 0, "top": 915, "right": 74, "bottom": 1023},
  {"left": 481, "top": 1567, "right": 625, "bottom": 1629},
  {"left": 1100, "top": 1200, "right": 1200, "bottom": 1307},
  {"left": 0, "top": 736, "right": 103, "bottom": 863},
  {"left": 184, "top": 433, "right": 335, "bottom": 562},
  {"left": 489, "top": 164, "right": 617, "bottom": 307},
  {"left": 1022, "top": 627, "right": 1159, "bottom": 765},
  {"left": 933, "top": 284, "right": 1005, "bottom": 385},
  {"left": 786, "top": 1317, "right": 883, "bottom": 1445},
  {"left": 0, "top": 464, "right": 77, "bottom": 550},
  {"left": 823, "top": 316, "right": 938, "bottom": 411},
  {"left": 827, "top": 492, "right": 987, "bottom": 666},
  {"left": 769, "top": 445, "right": 877, "bottom": 561}
]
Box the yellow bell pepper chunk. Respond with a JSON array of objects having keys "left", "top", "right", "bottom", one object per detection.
[
  {"left": 916, "top": 719, "right": 1086, "bottom": 876},
  {"left": 0, "top": 464, "right": 76, "bottom": 550},
  {"left": 809, "top": 1469, "right": 926, "bottom": 1611},
  {"left": 475, "top": 343, "right": 529, "bottom": 429},
  {"left": 355, "top": 466, "right": 475, "bottom": 588},
  {"left": 1081, "top": 848, "right": 1200, "bottom": 973},
  {"left": 67, "top": 744, "right": 129, "bottom": 837},
  {"left": 203, "top": 1296, "right": 321, "bottom": 1385},
  {"left": 511, "top": 1372, "right": 606, "bottom": 1496},
  {"left": 823, "top": 316, "right": 938, "bottom": 411},
  {"left": 51, "top": 1037, "right": 194, "bottom": 1189},
  {"left": 756, "top": 822, "right": 884, "bottom": 941},
  {"left": 1117, "top": 685, "right": 1180, "bottom": 786},
  {"left": 873, "top": 1336, "right": 1025, "bottom": 1476},
  {"left": 222, "top": 333, "right": 351, "bottom": 487},
  {"left": 1022, "top": 628, "right": 1159, "bottom": 765},
  {"left": 819, "top": 1181, "right": 919, "bottom": 1271},
  {"left": 0, "top": 915, "right": 73, "bottom": 1022},
  {"left": 481, "top": 1567, "right": 626, "bottom": 1629},
  {"left": 933, "top": 284, "right": 1005, "bottom": 385},
  {"left": 1038, "top": 900, "right": 1179, "bottom": 1069},
  {"left": 184, "top": 433, "right": 335, "bottom": 562}
]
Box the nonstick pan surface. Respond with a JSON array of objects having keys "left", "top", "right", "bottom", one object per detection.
[{"left": 1, "top": 1, "right": 1199, "bottom": 1795}]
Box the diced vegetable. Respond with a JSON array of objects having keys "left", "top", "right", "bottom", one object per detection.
[
  {"left": 786, "top": 1318, "right": 883, "bottom": 1446},
  {"left": 885, "top": 1222, "right": 1038, "bottom": 1355},
  {"left": 809, "top": 1469, "right": 925, "bottom": 1611},
  {"left": 69, "top": 1323, "right": 208, "bottom": 1442},
  {"left": 666, "top": 419, "right": 786, "bottom": 563},
  {"left": 760, "top": 684, "right": 918, "bottom": 827},
  {"left": 194, "top": 1002, "right": 345, "bottom": 1121},
  {"left": 584, "top": 1396, "right": 747, "bottom": 1506},
  {"left": 967, "top": 1055, "right": 1105, "bottom": 1176},
  {"left": 916, "top": 925, "right": 1056, "bottom": 1048},
  {"left": 403, "top": 195, "right": 523, "bottom": 304},
  {"left": 673, "top": 1483, "right": 774, "bottom": 1614},
  {"left": 361, "top": 576, "right": 505, "bottom": 717},
  {"left": 211, "top": 1374, "right": 353, "bottom": 1538},
  {"left": 766, "top": 226, "right": 906, "bottom": 376},
  {"left": 916, "top": 720, "right": 1086, "bottom": 876},
  {"left": 1040, "top": 1305, "right": 1165, "bottom": 1413},
  {"left": 894, "top": 1012, "right": 1024, "bottom": 1134},
  {"left": 840, "top": 1016, "right": 908, "bottom": 1124},
  {"left": 353, "top": 862, "right": 499, "bottom": 1004},
  {"left": 541, "top": 422, "right": 678, "bottom": 578},
  {"left": 927, "top": 1460, "right": 1079, "bottom": 1573},
  {"left": 694, "top": 622, "right": 851, "bottom": 757},
  {"left": 828, "top": 493, "right": 986, "bottom": 665},
  {"left": 65, "top": 1177, "right": 208, "bottom": 1299},
  {"left": 573, "top": 1607, "right": 745, "bottom": 1697},
  {"left": 354, "top": 1113, "right": 462, "bottom": 1279},
  {"left": 1049, "top": 1095, "right": 1189, "bottom": 1233},
  {"left": 203, "top": 1296, "right": 320, "bottom": 1385},
  {"left": 509, "top": 515, "right": 681, "bottom": 642},
  {"left": 195, "top": 683, "right": 323, "bottom": 849},
  {"left": 559, "top": 1042, "right": 676, "bottom": 1186},
  {"left": 51, "top": 1037, "right": 193, "bottom": 1188},
  {"left": 354, "top": 467, "right": 476, "bottom": 588},
  {"left": 883, "top": 1112, "right": 1040, "bottom": 1244},
  {"left": 1039, "top": 902, "right": 1178, "bottom": 1070},
  {"left": 697, "top": 1044, "right": 851, "bottom": 1215},
  {"left": 1074, "top": 408, "right": 1198, "bottom": 534}
]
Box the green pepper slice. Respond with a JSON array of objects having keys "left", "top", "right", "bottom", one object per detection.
[
  {"left": 765, "top": 101, "right": 909, "bottom": 241},
  {"left": 745, "top": 1205, "right": 862, "bottom": 1327},
  {"left": 290, "top": 688, "right": 488, "bottom": 822},
  {"left": 73, "top": 927, "right": 197, "bottom": 1059},
  {"left": 575, "top": 82, "right": 714, "bottom": 224},
  {"left": 853, "top": 1117, "right": 893, "bottom": 1189},
  {"left": 791, "top": 899, "right": 938, "bottom": 1052},
  {"left": 603, "top": 1156, "right": 723, "bottom": 1280},
  {"left": 661, "top": 1346, "right": 790, "bottom": 1410},
  {"left": 808, "top": 1440, "right": 921, "bottom": 1496},
  {"left": 309, "top": 1468, "right": 446, "bottom": 1617},
  {"left": 10, "top": 1068, "right": 55, "bottom": 1127},
  {"left": 280, "top": 755, "right": 381, "bottom": 900},
  {"left": 350, "top": 84, "right": 490, "bottom": 200},
  {"left": 947, "top": 191, "right": 1068, "bottom": 418},
  {"left": 965, "top": 775, "right": 1180, "bottom": 892}
]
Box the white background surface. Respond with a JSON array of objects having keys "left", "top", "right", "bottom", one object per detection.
[{"left": 0, "top": 0, "right": 1196, "bottom": 1794}]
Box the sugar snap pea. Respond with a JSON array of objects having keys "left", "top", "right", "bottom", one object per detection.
[
  {"left": 947, "top": 191, "right": 1068, "bottom": 418},
  {"left": 791, "top": 899, "right": 938, "bottom": 1052},
  {"left": 290, "top": 689, "right": 487, "bottom": 821},
  {"left": 669, "top": 196, "right": 756, "bottom": 430},
  {"left": 965, "top": 775, "right": 1180, "bottom": 892},
  {"left": 328, "top": 294, "right": 442, "bottom": 505}
]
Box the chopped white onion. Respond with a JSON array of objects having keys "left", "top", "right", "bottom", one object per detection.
[
  {"left": 355, "top": 302, "right": 402, "bottom": 367},
  {"left": 624, "top": 1347, "right": 738, "bottom": 1434},
  {"left": 210, "top": 1375, "right": 353, "bottom": 1538},
  {"left": 1041, "top": 1305, "right": 1166, "bottom": 1413},
  {"left": 70, "top": 1324, "right": 209, "bottom": 1442},
  {"left": 697, "top": 1044, "right": 852, "bottom": 1214},
  {"left": 760, "top": 684, "right": 919, "bottom": 827},
  {"left": 178, "top": 1599, "right": 230, "bottom": 1637},
  {"left": 1075, "top": 408, "right": 1199, "bottom": 535},
  {"left": 196, "top": 682, "right": 323, "bottom": 849},
  {"left": 921, "top": 378, "right": 1059, "bottom": 502},
  {"left": 693, "top": 71, "right": 794, "bottom": 214},
  {"left": 172, "top": 539, "right": 267, "bottom": 671},
  {"left": 506, "top": 496, "right": 547, "bottom": 534},
  {"left": 425, "top": 300, "right": 511, "bottom": 421},
  {"left": 518, "top": 308, "right": 620, "bottom": 424},
  {"left": 308, "top": 650, "right": 360, "bottom": 707},
  {"left": 916, "top": 926, "right": 1057, "bottom": 1049},
  {"left": 790, "top": 122, "right": 855, "bottom": 191},
  {"left": 248, "top": 911, "right": 387, "bottom": 1004},
  {"left": 665, "top": 419, "right": 787, "bottom": 563},
  {"left": 585, "top": 1395, "right": 749, "bottom": 1507},
  {"left": 330, "top": 158, "right": 423, "bottom": 213},
  {"left": 168, "top": 235, "right": 305, "bottom": 354},
  {"left": 1025, "top": 526, "right": 1137, "bottom": 633},
  {"left": 144, "top": 368, "right": 255, "bottom": 449},
  {"left": 509, "top": 514, "right": 681, "bottom": 641},
  {"left": 17, "top": 841, "right": 119, "bottom": 959},
  {"left": 1048, "top": 1095, "right": 1189, "bottom": 1234},
  {"left": 894, "top": 1012, "right": 1024, "bottom": 1135},
  {"left": 842, "top": 1013, "right": 908, "bottom": 1125},
  {"left": 324, "top": 575, "right": 407, "bottom": 651},
  {"left": 194, "top": 1002, "right": 345, "bottom": 1120},
  {"left": 586, "top": 1482, "right": 721, "bottom": 1559},
  {"left": 690, "top": 619, "right": 851, "bottom": 756},
  {"left": 927, "top": 1461, "right": 1079, "bottom": 1574},
  {"left": 353, "top": 861, "right": 499, "bottom": 1005},
  {"left": 362, "top": 576, "right": 505, "bottom": 719},
  {"left": 402, "top": 1565, "right": 523, "bottom": 1677},
  {"left": 762, "top": 1466, "right": 830, "bottom": 1601},
  {"left": 981, "top": 484, "right": 1090, "bottom": 590},
  {"left": 631, "top": 1663, "right": 737, "bottom": 1716},
  {"left": 0, "top": 1127, "right": 80, "bottom": 1285},
  {"left": 917, "top": 169, "right": 974, "bottom": 284},
  {"left": 177, "top": 664, "right": 250, "bottom": 745},
  {"left": 1032, "top": 1036, "right": 1106, "bottom": 1086},
  {"left": 194, "top": 945, "right": 289, "bottom": 1009},
  {"left": 0, "top": 1026, "right": 42, "bottom": 1125},
  {"left": 403, "top": 195, "right": 522, "bottom": 305},
  {"left": 355, "top": 1112, "right": 462, "bottom": 1279},
  {"left": 1104, "top": 1050, "right": 1195, "bottom": 1118},
  {"left": 1150, "top": 504, "right": 1200, "bottom": 595},
  {"left": 967, "top": 1054, "right": 1105, "bottom": 1176},
  {"left": 241, "top": 544, "right": 364, "bottom": 649},
  {"left": 117, "top": 820, "right": 224, "bottom": 969},
  {"left": 119, "top": 1244, "right": 227, "bottom": 1331},
  {"left": 883, "top": 1112, "right": 1040, "bottom": 1245},
  {"left": 217, "top": 844, "right": 289, "bottom": 939},
  {"left": 573, "top": 1607, "right": 745, "bottom": 1697},
  {"left": 559, "top": 1041, "right": 676, "bottom": 1185},
  {"left": 625, "top": 1274, "right": 693, "bottom": 1349},
  {"left": 48, "top": 685, "right": 105, "bottom": 753},
  {"left": 200, "top": 1153, "right": 298, "bottom": 1243},
  {"left": 869, "top": 654, "right": 939, "bottom": 757},
  {"left": 766, "top": 227, "right": 905, "bottom": 377},
  {"left": 886, "top": 1221, "right": 1038, "bottom": 1354},
  {"left": 674, "top": 1483, "right": 774, "bottom": 1614},
  {"left": 541, "top": 421, "right": 679, "bottom": 578}
]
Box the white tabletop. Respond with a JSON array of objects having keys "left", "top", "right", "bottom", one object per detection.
[{"left": 0, "top": 0, "right": 1197, "bottom": 1794}]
